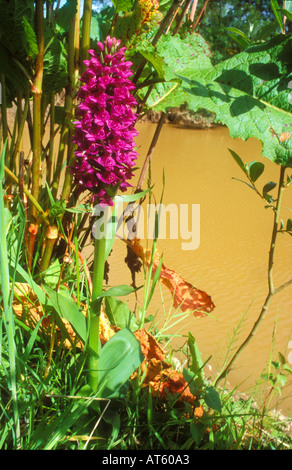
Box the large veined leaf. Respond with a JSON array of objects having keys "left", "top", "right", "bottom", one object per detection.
[
  {"left": 137, "top": 32, "right": 212, "bottom": 110},
  {"left": 181, "top": 35, "right": 292, "bottom": 165},
  {"left": 111, "top": 0, "right": 135, "bottom": 13},
  {"left": 43, "top": 33, "right": 68, "bottom": 96},
  {"left": 148, "top": 34, "right": 292, "bottom": 166}
]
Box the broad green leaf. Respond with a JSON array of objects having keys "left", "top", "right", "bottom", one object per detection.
[
  {"left": 97, "top": 327, "right": 144, "bottom": 398},
  {"left": 43, "top": 259, "right": 61, "bottom": 289},
  {"left": 228, "top": 149, "right": 248, "bottom": 175},
  {"left": 136, "top": 46, "right": 165, "bottom": 79},
  {"left": 179, "top": 35, "right": 292, "bottom": 166},
  {"left": 204, "top": 385, "right": 222, "bottom": 412},
  {"left": 263, "top": 181, "right": 277, "bottom": 198},
  {"left": 111, "top": 0, "right": 135, "bottom": 12},
  {"left": 104, "top": 296, "right": 139, "bottom": 331},
  {"left": 43, "top": 285, "right": 87, "bottom": 344},
  {"left": 54, "top": 0, "right": 78, "bottom": 32},
  {"left": 248, "top": 161, "right": 265, "bottom": 182},
  {"left": 286, "top": 218, "right": 292, "bottom": 231},
  {"left": 158, "top": 33, "right": 212, "bottom": 82},
  {"left": 138, "top": 32, "right": 212, "bottom": 111},
  {"left": 190, "top": 421, "right": 206, "bottom": 445}
]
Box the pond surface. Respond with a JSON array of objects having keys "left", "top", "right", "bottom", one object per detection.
[{"left": 107, "top": 122, "right": 292, "bottom": 416}]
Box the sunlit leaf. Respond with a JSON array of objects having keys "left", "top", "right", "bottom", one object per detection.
[
  {"left": 248, "top": 161, "right": 265, "bottom": 182},
  {"left": 104, "top": 296, "right": 139, "bottom": 331},
  {"left": 97, "top": 327, "right": 144, "bottom": 399}
]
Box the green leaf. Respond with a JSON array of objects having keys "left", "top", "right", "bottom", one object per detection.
[
  {"left": 55, "top": 0, "right": 78, "bottom": 32},
  {"left": 43, "top": 259, "right": 61, "bottom": 288},
  {"left": 136, "top": 44, "right": 165, "bottom": 79},
  {"left": 228, "top": 149, "right": 248, "bottom": 175},
  {"left": 104, "top": 296, "right": 139, "bottom": 331},
  {"left": 92, "top": 284, "right": 142, "bottom": 307},
  {"left": 111, "top": 0, "right": 135, "bottom": 12},
  {"left": 97, "top": 328, "right": 144, "bottom": 398},
  {"left": 188, "top": 332, "right": 204, "bottom": 387},
  {"left": 204, "top": 386, "right": 222, "bottom": 412},
  {"left": 248, "top": 161, "right": 265, "bottom": 182},
  {"left": 43, "top": 285, "right": 87, "bottom": 344},
  {"left": 278, "top": 373, "right": 287, "bottom": 387},
  {"left": 286, "top": 218, "right": 292, "bottom": 231},
  {"left": 263, "top": 181, "right": 277, "bottom": 199},
  {"left": 278, "top": 352, "right": 287, "bottom": 366},
  {"left": 114, "top": 187, "right": 151, "bottom": 203},
  {"left": 43, "top": 34, "right": 68, "bottom": 95},
  {"left": 22, "top": 16, "right": 38, "bottom": 58},
  {"left": 226, "top": 27, "right": 250, "bottom": 51},
  {"left": 179, "top": 35, "right": 292, "bottom": 166},
  {"left": 140, "top": 32, "right": 212, "bottom": 111},
  {"left": 190, "top": 421, "right": 206, "bottom": 445},
  {"left": 183, "top": 368, "right": 198, "bottom": 397},
  {"left": 279, "top": 8, "right": 292, "bottom": 22},
  {"left": 271, "top": 0, "right": 284, "bottom": 31}
]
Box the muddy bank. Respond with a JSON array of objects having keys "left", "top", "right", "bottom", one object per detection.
[{"left": 139, "top": 106, "right": 219, "bottom": 129}]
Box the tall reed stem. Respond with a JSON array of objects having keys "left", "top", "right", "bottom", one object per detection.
[
  {"left": 214, "top": 165, "right": 287, "bottom": 387},
  {"left": 80, "top": 0, "right": 93, "bottom": 75},
  {"left": 29, "top": 0, "right": 44, "bottom": 269}
]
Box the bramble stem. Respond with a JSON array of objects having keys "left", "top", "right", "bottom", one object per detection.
[{"left": 214, "top": 165, "right": 287, "bottom": 388}]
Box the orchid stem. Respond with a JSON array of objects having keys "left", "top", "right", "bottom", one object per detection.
[{"left": 87, "top": 217, "right": 107, "bottom": 392}]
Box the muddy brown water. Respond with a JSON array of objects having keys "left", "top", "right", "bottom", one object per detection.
[{"left": 106, "top": 122, "right": 292, "bottom": 417}]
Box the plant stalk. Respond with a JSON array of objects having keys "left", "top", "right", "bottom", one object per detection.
[
  {"left": 87, "top": 219, "right": 107, "bottom": 392},
  {"left": 214, "top": 165, "right": 287, "bottom": 388},
  {"left": 80, "top": 0, "right": 93, "bottom": 75},
  {"left": 29, "top": 0, "right": 44, "bottom": 269}
]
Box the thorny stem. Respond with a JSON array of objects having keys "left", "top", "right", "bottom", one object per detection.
[{"left": 214, "top": 165, "right": 287, "bottom": 388}]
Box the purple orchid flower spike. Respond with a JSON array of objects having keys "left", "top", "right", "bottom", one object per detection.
[{"left": 72, "top": 36, "right": 139, "bottom": 206}]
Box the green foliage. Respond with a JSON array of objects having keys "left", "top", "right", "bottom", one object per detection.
[
  {"left": 43, "top": 34, "right": 68, "bottom": 96},
  {"left": 180, "top": 35, "right": 292, "bottom": 165},
  {"left": 104, "top": 296, "right": 139, "bottom": 331},
  {"left": 96, "top": 327, "right": 144, "bottom": 399}
]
